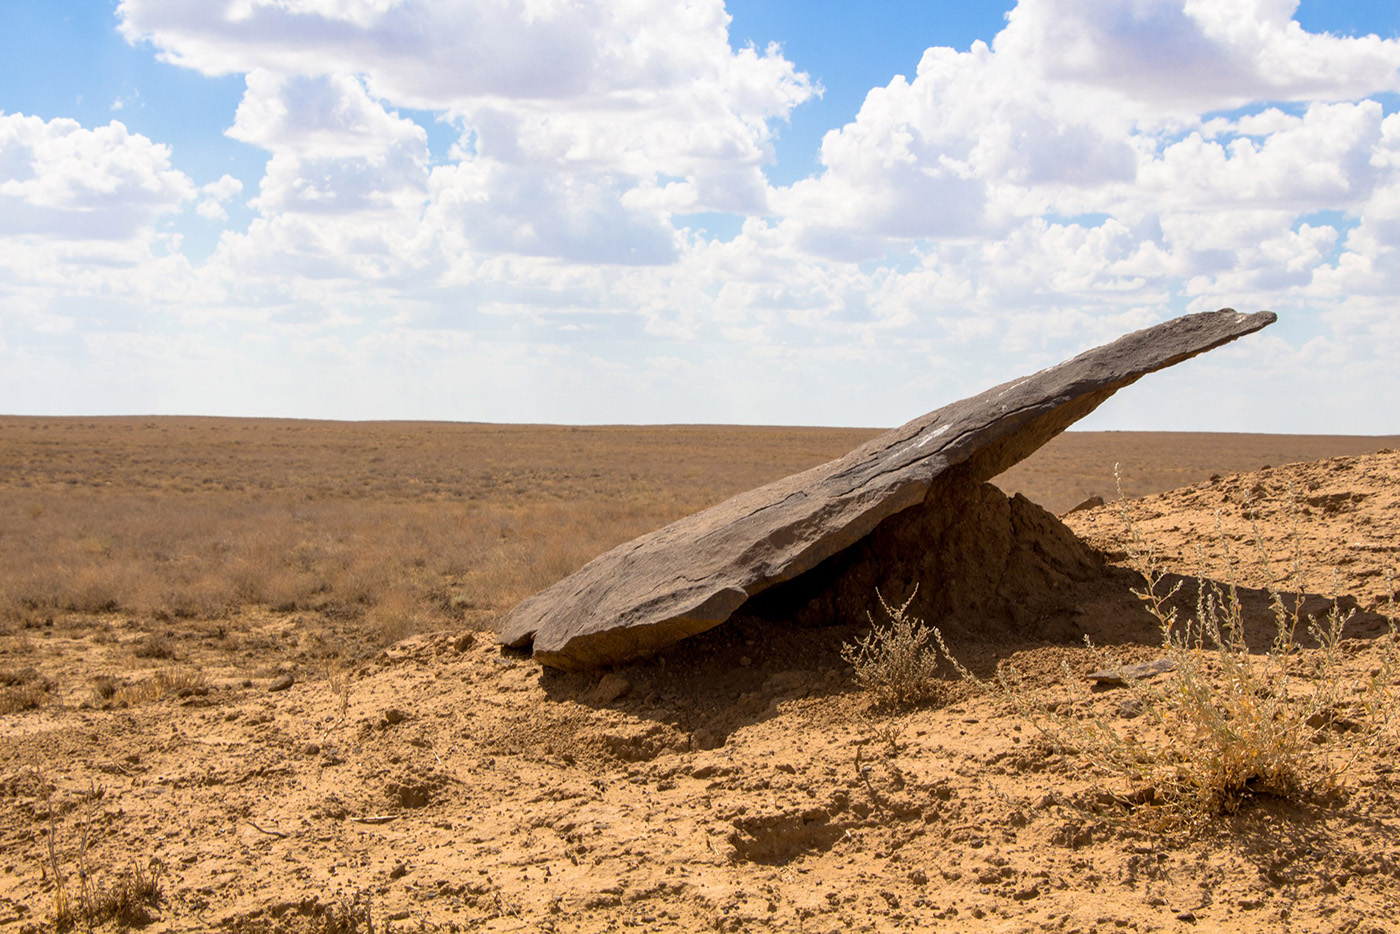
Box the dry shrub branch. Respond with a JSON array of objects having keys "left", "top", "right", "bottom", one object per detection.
[{"left": 840, "top": 587, "right": 941, "bottom": 707}]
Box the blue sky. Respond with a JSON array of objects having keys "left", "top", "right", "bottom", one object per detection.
[{"left": 2, "top": 1, "right": 1399, "bottom": 432}]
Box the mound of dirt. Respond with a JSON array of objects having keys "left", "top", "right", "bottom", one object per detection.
[
  {"left": 1066, "top": 449, "right": 1400, "bottom": 620},
  {"left": 742, "top": 476, "right": 1107, "bottom": 645}
]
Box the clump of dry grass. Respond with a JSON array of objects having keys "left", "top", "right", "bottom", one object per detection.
[
  {"left": 69, "top": 859, "right": 164, "bottom": 930},
  {"left": 131, "top": 630, "right": 176, "bottom": 660},
  {"left": 366, "top": 586, "right": 435, "bottom": 647},
  {"left": 0, "top": 667, "right": 52, "bottom": 714},
  {"left": 102, "top": 669, "right": 207, "bottom": 707},
  {"left": 45, "top": 785, "right": 164, "bottom": 930},
  {"left": 841, "top": 587, "right": 942, "bottom": 707},
  {"left": 90, "top": 675, "right": 120, "bottom": 703},
  {"left": 324, "top": 659, "right": 353, "bottom": 721},
  {"left": 300, "top": 889, "right": 394, "bottom": 934}
]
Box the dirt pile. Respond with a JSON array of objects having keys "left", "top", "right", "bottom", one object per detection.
[
  {"left": 1066, "top": 449, "right": 1400, "bottom": 623},
  {"left": 743, "top": 477, "right": 1108, "bottom": 645}
]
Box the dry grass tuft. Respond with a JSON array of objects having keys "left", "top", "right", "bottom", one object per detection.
[
  {"left": 0, "top": 677, "right": 51, "bottom": 715},
  {"left": 131, "top": 630, "right": 177, "bottom": 659},
  {"left": 841, "top": 587, "right": 943, "bottom": 707},
  {"left": 367, "top": 586, "right": 437, "bottom": 647},
  {"left": 90, "top": 675, "right": 120, "bottom": 702},
  {"left": 45, "top": 785, "right": 164, "bottom": 931},
  {"left": 107, "top": 669, "right": 208, "bottom": 707},
  {"left": 317, "top": 890, "right": 394, "bottom": 934},
  {"left": 76, "top": 859, "right": 165, "bottom": 929}
]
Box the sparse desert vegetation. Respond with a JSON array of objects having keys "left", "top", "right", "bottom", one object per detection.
[
  {"left": 915, "top": 482, "right": 1400, "bottom": 825},
  {"left": 0, "top": 418, "right": 880, "bottom": 648},
  {"left": 3, "top": 417, "right": 1388, "bottom": 657},
  {"left": 840, "top": 588, "right": 945, "bottom": 708},
  {"left": 1, "top": 418, "right": 1398, "bottom": 932}
]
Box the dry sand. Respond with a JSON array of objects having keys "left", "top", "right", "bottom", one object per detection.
[{"left": 1, "top": 439, "right": 1398, "bottom": 933}]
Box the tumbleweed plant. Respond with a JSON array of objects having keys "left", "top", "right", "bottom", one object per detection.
[
  {"left": 933, "top": 467, "right": 1399, "bottom": 822},
  {"left": 841, "top": 586, "right": 941, "bottom": 707}
]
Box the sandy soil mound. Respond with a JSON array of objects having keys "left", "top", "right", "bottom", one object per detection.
[
  {"left": 1, "top": 452, "right": 1397, "bottom": 933},
  {"left": 1066, "top": 449, "right": 1400, "bottom": 631},
  {"left": 744, "top": 478, "right": 1109, "bottom": 647}
]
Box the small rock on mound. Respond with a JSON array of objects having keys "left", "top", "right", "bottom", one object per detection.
[{"left": 1064, "top": 495, "right": 1106, "bottom": 515}]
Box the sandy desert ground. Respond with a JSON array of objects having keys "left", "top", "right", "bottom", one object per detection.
[{"left": 1, "top": 419, "right": 1398, "bottom": 933}]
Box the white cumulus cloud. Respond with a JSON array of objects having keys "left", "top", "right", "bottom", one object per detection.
[
  {"left": 0, "top": 112, "right": 194, "bottom": 239},
  {"left": 998, "top": 0, "right": 1400, "bottom": 111},
  {"left": 197, "top": 173, "right": 243, "bottom": 220}
]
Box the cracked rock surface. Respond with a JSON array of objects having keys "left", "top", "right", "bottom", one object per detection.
[{"left": 499, "top": 309, "right": 1276, "bottom": 670}]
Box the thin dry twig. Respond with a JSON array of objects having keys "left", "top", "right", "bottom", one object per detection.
[
  {"left": 854, "top": 745, "right": 884, "bottom": 814},
  {"left": 245, "top": 820, "right": 288, "bottom": 839}
]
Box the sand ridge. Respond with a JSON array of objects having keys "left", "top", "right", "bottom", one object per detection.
[{"left": 1065, "top": 448, "right": 1400, "bottom": 615}]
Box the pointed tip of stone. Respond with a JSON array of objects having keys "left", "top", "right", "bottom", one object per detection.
[{"left": 1237, "top": 308, "right": 1276, "bottom": 328}]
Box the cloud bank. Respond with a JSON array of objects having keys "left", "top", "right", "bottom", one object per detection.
[{"left": 2, "top": 0, "right": 1398, "bottom": 431}]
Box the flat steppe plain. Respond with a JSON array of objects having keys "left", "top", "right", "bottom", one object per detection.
[{"left": 0, "top": 418, "right": 1397, "bottom": 933}]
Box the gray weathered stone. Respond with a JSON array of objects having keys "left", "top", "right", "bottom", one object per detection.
[
  {"left": 1088, "top": 657, "right": 1178, "bottom": 686},
  {"left": 499, "top": 309, "right": 1276, "bottom": 670}
]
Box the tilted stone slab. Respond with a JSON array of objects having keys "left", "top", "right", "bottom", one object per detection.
[{"left": 499, "top": 309, "right": 1276, "bottom": 670}]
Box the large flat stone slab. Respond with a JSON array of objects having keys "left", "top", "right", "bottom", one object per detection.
[{"left": 499, "top": 309, "right": 1276, "bottom": 670}]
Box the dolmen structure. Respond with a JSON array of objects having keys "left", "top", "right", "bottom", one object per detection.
[{"left": 500, "top": 309, "right": 1276, "bottom": 670}]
